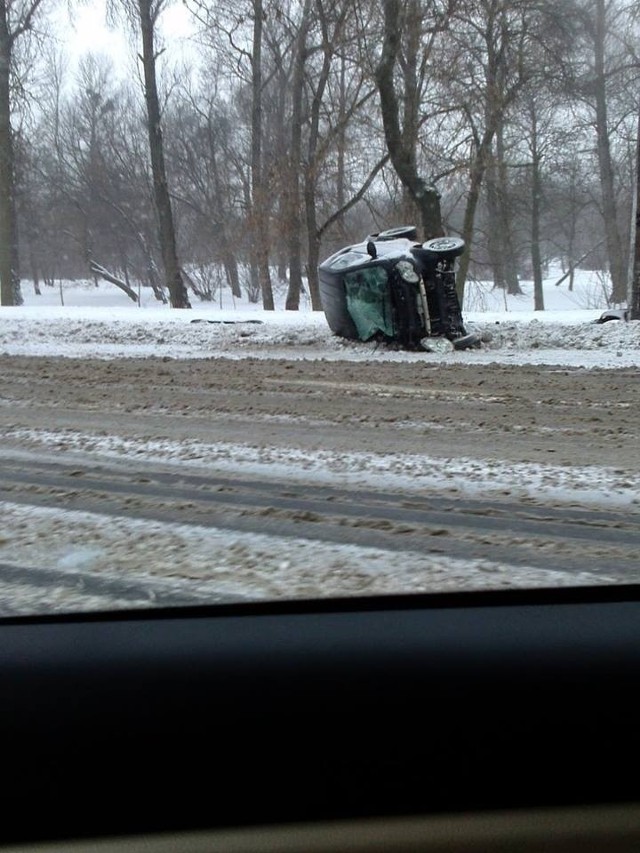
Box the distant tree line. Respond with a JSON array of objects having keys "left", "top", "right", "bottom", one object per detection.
[{"left": 1, "top": 0, "right": 639, "bottom": 310}]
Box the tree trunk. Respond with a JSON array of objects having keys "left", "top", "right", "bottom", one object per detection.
[
  {"left": 335, "top": 56, "right": 347, "bottom": 245},
  {"left": 530, "top": 110, "right": 544, "bottom": 311},
  {"left": 138, "top": 0, "right": 190, "bottom": 308},
  {"left": 305, "top": 171, "right": 322, "bottom": 310},
  {"left": 456, "top": 128, "right": 494, "bottom": 301},
  {"left": 376, "top": 0, "right": 443, "bottom": 240},
  {"left": 223, "top": 250, "right": 241, "bottom": 299},
  {"left": 302, "top": 0, "right": 337, "bottom": 312},
  {"left": 496, "top": 127, "right": 520, "bottom": 295},
  {"left": 285, "top": 0, "right": 312, "bottom": 311},
  {"left": 628, "top": 111, "right": 640, "bottom": 320},
  {"left": 566, "top": 169, "right": 578, "bottom": 291},
  {"left": 531, "top": 156, "right": 544, "bottom": 310},
  {"left": 485, "top": 148, "right": 507, "bottom": 289},
  {"left": 251, "top": 0, "right": 274, "bottom": 311},
  {"left": 0, "top": 1, "right": 22, "bottom": 306},
  {"left": 594, "top": 0, "right": 625, "bottom": 303},
  {"left": 210, "top": 151, "right": 241, "bottom": 299}
]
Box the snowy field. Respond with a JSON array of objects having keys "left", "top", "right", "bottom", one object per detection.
[{"left": 1, "top": 269, "right": 638, "bottom": 613}]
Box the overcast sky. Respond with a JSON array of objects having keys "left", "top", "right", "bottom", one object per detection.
[{"left": 58, "top": 0, "right": 195, "bottom": 69}]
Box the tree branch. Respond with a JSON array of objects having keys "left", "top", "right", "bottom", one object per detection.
[{"left": 89, "top": 261, "right": 139, "bottom": 303}]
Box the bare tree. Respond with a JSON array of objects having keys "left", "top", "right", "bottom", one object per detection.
[
  {"left": 187, "top": 0, "right": 276, "bottom": 309},
  {"left": 303, "top": 0, "right": 385, "bottom": 307},
  {"left": 168, "top": 79, "right": 243, "bottom": 300},
  {"left": 283, "top": 0, "right": 378, "bottom": 309},
  {"left": 0, "top": 0, "right": 46, "bottom": 306},
  {"left": 136, "top": 0, "right": 190, "bottom": 307},
  {"left": 375, "top": 0, "right": 444, "bottom": 239},
  {"left": 485, "top": 123, "right": 521, "bottom": 294},
  {"left": 25, "top": 52, "right": 167, "bottom": 295},
  {"left": 436, "top": 0, "right": 576, "bottom": 300},
  {"left": 284, "top": 0, "right": 313, "bottom": 310},
  {"left": 527, "top": 99, "right": 544, "bottom": 310},
  {"left": 576, "top": 0, "right": 628, "bottom": 304},
  {"left": 447, "top": 0, "right": 531, "bottom": 297},
  {"left": 109, "top": 0, "right": 190, "bottom": 306},
  {"left": 567, "top": 0, "right": 638, "bottom": 303},
  {"left": 249, "top": 0, "right": 275, "bottom": 309},
  {"left": 628, "top": 108, "right": 640, "bottom": 319}
]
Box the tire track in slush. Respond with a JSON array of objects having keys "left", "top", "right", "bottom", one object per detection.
[{"left": 1, "top": 455, "right": 638, "bottom": 593}]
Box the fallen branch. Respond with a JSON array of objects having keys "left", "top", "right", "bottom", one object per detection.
[
  {"left": 89, "top": 262, "right": 139, "bottom": 303},
  {"left": 554, "top": 241, "right": 605, "bottom": 286}
]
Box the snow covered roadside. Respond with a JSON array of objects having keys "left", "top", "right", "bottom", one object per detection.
[
  {"left": 1, "top": 272, "right": 640, "bottom": 368},
  {"left": 1, "top": 306, "right": 640, "bottom": 368}
]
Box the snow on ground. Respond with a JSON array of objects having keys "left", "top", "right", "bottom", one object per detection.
[
  {"left": 1, "top": 269, "right": 638, "bottom": 611},
  {"left": 5, "top": 427, "right": 638, "bottom": 509},
  {"left": 2, "top": 268, "right": 639, "bottom": 367},
  {"left": 0, "top": 500, "right": 616, "bottom": 616}
]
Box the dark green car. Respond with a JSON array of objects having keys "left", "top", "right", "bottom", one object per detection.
[{"left": 319, "top": 226, "right": 479, "bottom": 352}]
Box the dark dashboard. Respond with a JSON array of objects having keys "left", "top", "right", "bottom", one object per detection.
[{"left": 1, "top": 584, "right": 639, "bottom": 850}]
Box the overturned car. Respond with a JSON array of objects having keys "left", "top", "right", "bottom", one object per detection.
[{"left": 319, "top": 226, "right": 479, "bottom": 352}]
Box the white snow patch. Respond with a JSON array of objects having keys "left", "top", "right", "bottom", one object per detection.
[
  {"left": 2, "top": 271, "right": 640, "bottom": 368},
  {"left": 5, "top": 426, "right": 639, "bottom": 509}
]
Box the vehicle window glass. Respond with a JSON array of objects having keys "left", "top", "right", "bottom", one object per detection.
[{"left": 344, "top": 267, "right": 393, "bottom": 340}]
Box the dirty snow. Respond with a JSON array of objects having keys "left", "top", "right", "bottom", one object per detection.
[{"left": 1, "top": 270, "right": 638, "bottom": 613}]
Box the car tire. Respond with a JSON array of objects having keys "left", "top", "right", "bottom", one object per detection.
[
  {"left": 422, "top": 237, "right": 465, "bottom": 259},
  {"left": 374, "top": 226, "right": 419, "bottom": 242}
]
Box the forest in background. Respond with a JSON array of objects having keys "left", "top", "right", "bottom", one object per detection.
[{"left": 1, "top": 0, "right": 639, "bottom": 311}]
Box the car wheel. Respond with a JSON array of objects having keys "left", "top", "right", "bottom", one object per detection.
[
  {"left": 422, "top": 237, "right": 465, "bottom": 259},
  {"left": 374, "top": 226, "right": 418, "bottom": 242}
]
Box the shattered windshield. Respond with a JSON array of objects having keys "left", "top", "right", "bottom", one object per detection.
[{"left": 0, "top": 0, "right": 639, "bottom": 618}]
